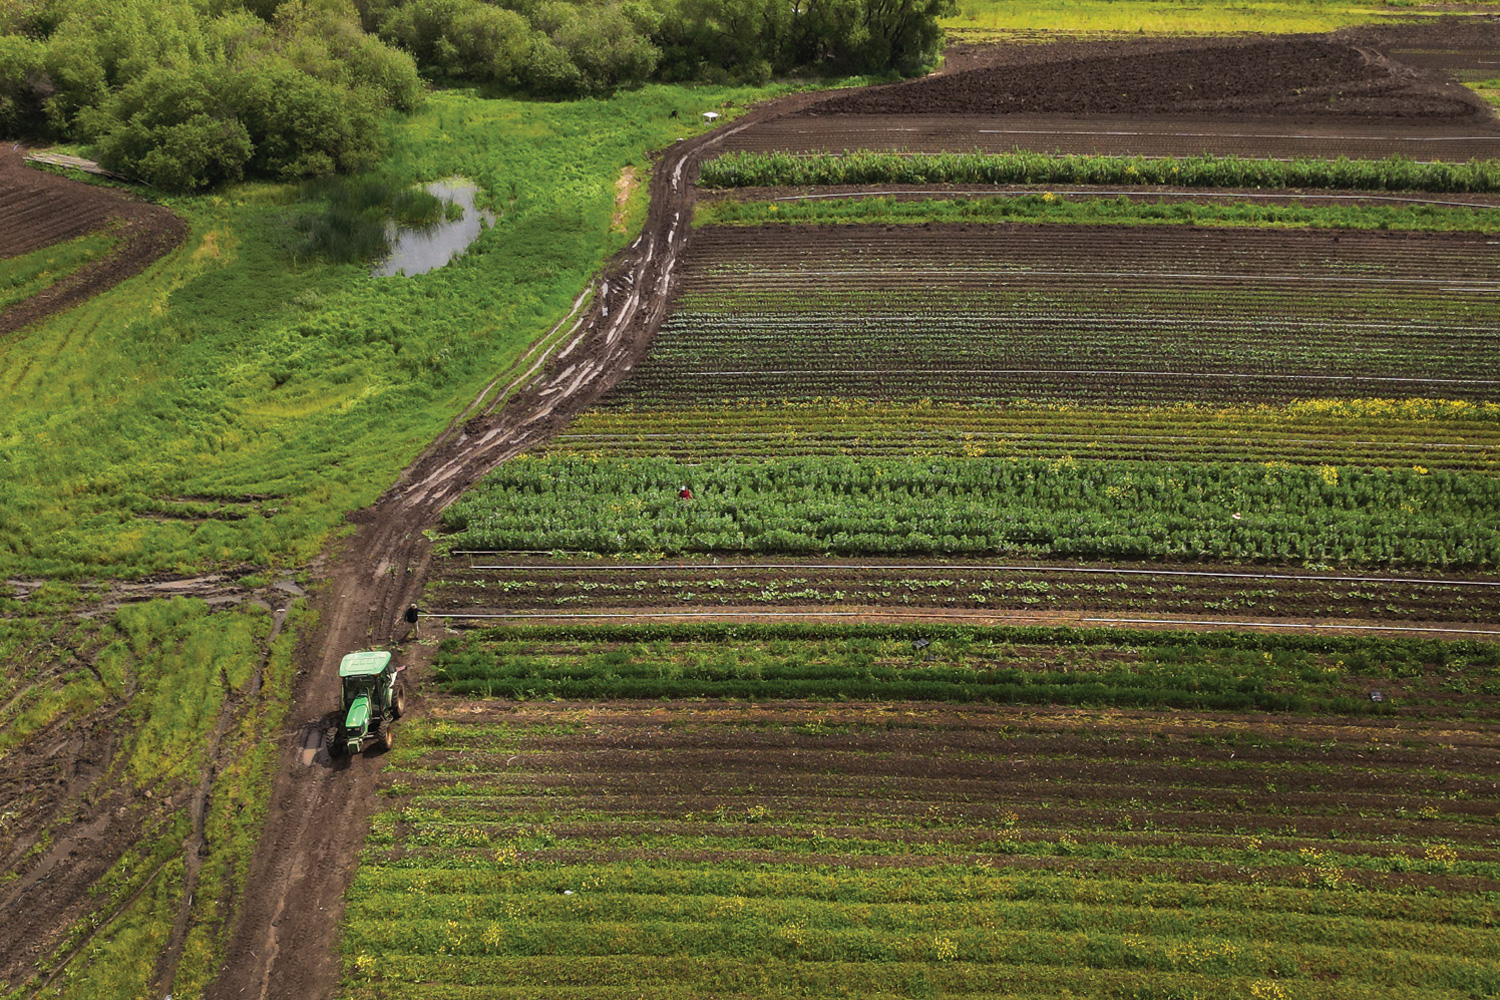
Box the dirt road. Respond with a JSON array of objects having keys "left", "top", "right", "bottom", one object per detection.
[{"left": 204, "top": 88, "right": 833, "bottom": 1000}]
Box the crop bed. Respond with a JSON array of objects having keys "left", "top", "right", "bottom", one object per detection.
[
  {"left": 426, "top": 556, "right": 1500, "bottom": 623},
  {"left": 604, "top": 223, "right": 1500, "bottom": 406},
  {"left": 543, "top": 400, "right": 1500, "bottom": 470},
  {"left": 345, "top": 694, "right": 1500, "bottom": 999}
]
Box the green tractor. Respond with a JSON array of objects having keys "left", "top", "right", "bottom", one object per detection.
[{"left": 329, "top": 650, "right": 405, "bottom": 757}]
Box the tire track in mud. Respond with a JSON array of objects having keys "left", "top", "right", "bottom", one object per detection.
[{"left": 204, "top": 89, "right": 833, "bottom": 1000}]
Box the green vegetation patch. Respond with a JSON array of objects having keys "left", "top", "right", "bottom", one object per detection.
[
  {"left": 0, "top": 83, "right": 787, "bottom": 579},
  {"left": 436, "top": 623, "right": 1500, "bottom": 714},
  {"left": 441, "top": 455, "right": 1500, "bottom": 568},
  {"left": 0, "top": 229, "right": 120, "bottom": 313},
  {"left": 700, "top": 151, "right": 1500, "bottom": 192},
  {"left": 941, "top": 0, "right": 1432, "bottom": 38},
  {"left": 696, "top": 193, "right": 1500, "bottom": 233}
]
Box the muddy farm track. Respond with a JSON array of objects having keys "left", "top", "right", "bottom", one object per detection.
[
  {"left": 0, "top": 148, "right": 186, "bottom": 335},
  {"left": 203, "top": 89, "right": 839, "bottom": 1000},
  {"left": 10, "top": 26, "right": 1472, "bottom": 999}
]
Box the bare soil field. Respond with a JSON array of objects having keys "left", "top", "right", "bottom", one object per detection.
[
  {"left": 817, "top": 37, "right": 1492, "bottom": 121},
  {"left": 720, "top": 113, "right": 1500, "bottom": 159},
  {"left": 0, "top": 148, "right": 186, "bottom": 335},
  {"left": 737, "top": 32, "right": 1500, "bottom": 159}
]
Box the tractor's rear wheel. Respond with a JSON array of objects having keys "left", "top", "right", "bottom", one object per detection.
[{"left": 392, "top": 683, "right": 406, "bottom": 720}]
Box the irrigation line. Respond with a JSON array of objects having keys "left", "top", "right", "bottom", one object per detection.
[
  {"left": 459, "top": 561, "right": 1500, "bottom": 588},
  {"left": 765, "top": 188, "right": 1500, "bottom": 210},
  {"left": 422, "top": 609, "right": 1500, "bottom": 636}
]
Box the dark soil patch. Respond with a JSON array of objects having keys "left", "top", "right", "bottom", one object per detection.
[
  {"left": 0, "top": 148, "right": 186, "bottom": 336},
  {"left": 810, "top": 38, "right": 1492, "bottom": 121}
]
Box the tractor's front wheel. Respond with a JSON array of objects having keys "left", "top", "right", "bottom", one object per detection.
[
  {"left": 328, "top": 731, "right": 347, "bottom": 758},
  {"left": 391, "top": 683, "right": 406, "bottom": 720},
  {"left": 379, "top": 724, "right": 395, "bottom": 752}
]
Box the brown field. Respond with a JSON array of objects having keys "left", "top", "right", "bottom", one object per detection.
[{"left": 0, "top": 148, "right": 185, "bottom": 335}]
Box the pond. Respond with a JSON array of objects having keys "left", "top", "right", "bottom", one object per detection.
[{"left": 373, "top": 178, "right": 495, "bottom": 277}]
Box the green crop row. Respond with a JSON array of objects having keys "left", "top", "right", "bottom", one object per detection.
[
  {"left": 699, "top": 150, "right": 1500, "bottom": 193},
  {"left": 434, "top": 627, "right": 1500, "bottom": 714},
  {"left": 695, "top": 193, "right": 1500, "bottom": 233},
  {"left": 441, "top": 455, "right": 1500, "bottom": 568}
]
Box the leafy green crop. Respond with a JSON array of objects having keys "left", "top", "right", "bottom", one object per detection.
[
  {"left": 442, "top": 455, "right": 1500, "bottom": 568},
  {"left": 700, "top": 150, "right": 1500, "bottom": 193}
]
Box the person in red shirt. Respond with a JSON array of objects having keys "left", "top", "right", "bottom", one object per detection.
[{"left": 678, "top": 485, "right": 694, "bottom": 500}]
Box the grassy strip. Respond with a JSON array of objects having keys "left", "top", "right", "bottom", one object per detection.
[
  {"left": 694, "top": 193, "right": 1500, "bottom": 232},
  {"left": 0, "top": 229, "right": 120, "bottom": 313},
  {"left": 434, "top": 627, "right": 1500, "bottom": 713},
  {"left": 699, "top": 151, "right": 1500, "bottom": 193},
  {"left": 0, "top": 84, "right": 791, "bottom": 580},
  {"left": 441, "top": 455, "right": 1500, "bottom": 568}
]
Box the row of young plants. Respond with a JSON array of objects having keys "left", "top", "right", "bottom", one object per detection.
[
  {"left": 432, "top": 627, "right": 1500, "bottom": 713},
  {"left": 694, "top": 193, "right": 1500, "bottom": 233},
  {"left": 440, "top": 455, "right": 1500, "bottom": 568},
  {"left": 544, "top": 399, "right": 1500, "bottom": 470},
  {"left": 342, "top": 702, "right": 1500, "bottom": 998},
  {"left": 698, "top": 150, "right": 1500, "bottom": 193}
]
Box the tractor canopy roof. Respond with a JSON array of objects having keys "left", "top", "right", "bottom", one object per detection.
[{"left": 338, "top": 650, "right": 392, "bottom": 678}]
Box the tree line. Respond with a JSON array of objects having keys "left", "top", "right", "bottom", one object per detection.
[{"left": 0, "top": 0, "right": 952, "bottom": 191}]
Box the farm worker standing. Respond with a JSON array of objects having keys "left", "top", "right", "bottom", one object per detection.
[{"left": 679, "top": 485, "right": 694, "bottom": 500}]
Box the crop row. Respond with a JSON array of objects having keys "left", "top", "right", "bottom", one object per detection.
[
  {"left": 440, "top": 456, "right": 1500, "bottom": 568},
  {"left": 433, "top": 628, "right": 1500, "bottom": 714},
  {"left": 698, "top": 150, "right": 1500, "bottom": 193},
  {"left": 543, "top": 400, "right": 1500, "bottom": 470}
]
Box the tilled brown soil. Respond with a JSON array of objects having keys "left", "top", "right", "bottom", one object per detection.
[
  {"left": 720, "top": 112, "right": 1500, "bottom": 159},
  {"left": 810, "top": 37, "right": 1493, "bottom": 121},
  {"left": 0, "top": 148, "right": 186, "bottom": 335}
]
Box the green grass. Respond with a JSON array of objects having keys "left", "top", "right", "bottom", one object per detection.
[
  {"left": 0, "top": 229, "right": 121, "bottom": 314},
  {"left": 700, "top": 151, "right": 1500, "bottom": 191},
  {"left": 441, "top": 454, "right": 1500, "bottom": 568},
  {"left": 695, "top": 193, "right": 1500, "bottom": 233},
  {"left": 939, "top": 0, "right": 1462, "bottom": 40},
  {"left": 435, "top": 624, "right": 1500, "bottom": 714},
  {"left": 0, "top": 82, "right": 797, "bottom": 579}
]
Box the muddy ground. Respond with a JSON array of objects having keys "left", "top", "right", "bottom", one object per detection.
[{"left": 0, "top": 148, "right": 186, "bottom": 335}]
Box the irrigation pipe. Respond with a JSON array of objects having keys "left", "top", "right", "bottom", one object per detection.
[
  {"left": 763, "top": 189, "right": 1500, "bottom": 210},
  {"left": 421, "top": 609, "right": 1500, "bottom": 636},
  {"left": 456, "top": 561, "right": 1500, "bottom": 588}
]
